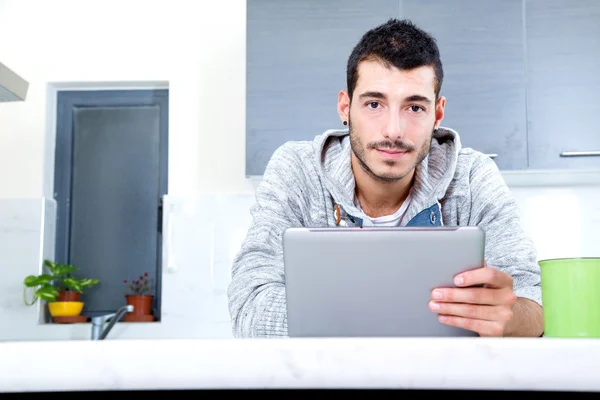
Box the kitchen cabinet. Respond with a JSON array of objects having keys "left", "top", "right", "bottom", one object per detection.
[
  {"left": 245, "top": 0, "right": 600, "bottom": 175},
  {"left": 525, "top": 0, "right": 600, "bottom": 170},
  {"left": 402, "top": 0, "right": 528, "bottom": 171},
  {"left": 246, "top": 0, "right": 399, "bottom": 176}
]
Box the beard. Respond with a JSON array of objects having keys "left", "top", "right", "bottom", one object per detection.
[{"left": 349, "top": 118, "right": 434, "bottom": 184}]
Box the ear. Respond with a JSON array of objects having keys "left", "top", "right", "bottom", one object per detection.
[
  {"left": 337, "top": 90, "right": 350, "bottom": 124},
  {"left": 434, "top": 96, "right": 446, "bottom": 129}
]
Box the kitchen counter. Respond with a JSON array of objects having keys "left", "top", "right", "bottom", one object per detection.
[{"left": 1, "top": 337, "right": 598, "bottom": 392}]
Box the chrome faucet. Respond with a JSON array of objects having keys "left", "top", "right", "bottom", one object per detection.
[{"left": 90, "top": 305, "right": 134, "bottom": 340}]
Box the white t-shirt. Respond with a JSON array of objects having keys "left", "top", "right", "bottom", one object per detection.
[{"left": 358, "top": 191, "right": 413, "bottom": 227}]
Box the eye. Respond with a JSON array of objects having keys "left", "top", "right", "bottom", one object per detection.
[
  {"left": 409, "top": 105, "right": 424, "bottom": 113},
  {"left": 366, "top": 101, "right": 381, "bottom": 109}
]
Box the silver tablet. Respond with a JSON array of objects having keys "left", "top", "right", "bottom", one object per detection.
[{"left": 282, "top": 226, "right": 485, "bottom": 337}]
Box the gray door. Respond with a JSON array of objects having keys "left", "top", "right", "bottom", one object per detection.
[
  {"left": 245, "top": 0, "right": 400, "bottom": 177},
  {"left": 54, "top": 89, "right": 168, "bottom": 319},
  {"left": 525, "top": 0, "right": 600, "bottom": 170},
  {"left": 402, "top": 0, "right": 529, "bottom": 171}
]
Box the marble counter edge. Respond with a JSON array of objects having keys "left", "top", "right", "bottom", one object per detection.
[{"left": 0, "top": 338, "right": 598, "bottom": 392}]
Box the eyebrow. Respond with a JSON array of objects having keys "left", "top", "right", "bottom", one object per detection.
[
  {"left": 358, "top": 91, "right": 432, "bottom": 104},
  {"left": 404, "top": 94, "right": 432, "bottom": 104},
  {"left": 359, "top": 91, "right": 387, "bottom": 100}
]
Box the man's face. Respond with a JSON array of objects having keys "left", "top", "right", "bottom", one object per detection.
[{"left": 338, "top": 60, "right": 445, "bottom": 183}]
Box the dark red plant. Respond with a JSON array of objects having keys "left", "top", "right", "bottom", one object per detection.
[{"left": 123, "top": 272, "right": 153, "bottom": 296}]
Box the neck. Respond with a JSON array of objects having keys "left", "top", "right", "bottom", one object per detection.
[{"left": 351, "top": 154, "right": 414, "bottom": 218}]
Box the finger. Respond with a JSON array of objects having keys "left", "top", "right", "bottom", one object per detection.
[
  {"left": 431, "top": 287, "right": 516, "bottom": 306},
  {"left": 454, "top": 265, "right": 513, "bottom": 289},
  {"left": 429, "top": 301, "right": 513, "bottom": 322},
  {"left": 437, "top": 314, "right": 506, "bottom": 337}
]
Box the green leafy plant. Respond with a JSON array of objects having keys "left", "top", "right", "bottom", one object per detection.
[{"left": 23, "top": 259, "right": 100, "bottom": 305}]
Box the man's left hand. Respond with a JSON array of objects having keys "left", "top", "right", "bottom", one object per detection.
[{"left": 429, "top": 263, "right": 517, "bottom": 337}]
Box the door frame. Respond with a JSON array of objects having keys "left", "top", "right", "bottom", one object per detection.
[{"left": 53, "top": 89, "right": 168, "bottom": 316}]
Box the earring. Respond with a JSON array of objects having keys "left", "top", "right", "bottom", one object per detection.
[{"left": 343, "top": 121, "right": 347, "bottom": 126}]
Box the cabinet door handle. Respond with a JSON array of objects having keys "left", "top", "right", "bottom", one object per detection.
[
  {"left": 560, "top": 151, "right": 600, "bottom": 157},
  {"left": 484, "top": 153, "right": 498, "bottom": 159}
]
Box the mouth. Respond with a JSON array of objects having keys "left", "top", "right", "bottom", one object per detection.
[{"left": 375, "top": 148, "right": 409, "bottom": 159}]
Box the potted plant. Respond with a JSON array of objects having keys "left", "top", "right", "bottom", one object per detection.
[
  {"left": 23, "top": 259, "right": 100, "bottom": 321},
  {"left": 123, "top": 272, "right": 155, "bottom": 322}
]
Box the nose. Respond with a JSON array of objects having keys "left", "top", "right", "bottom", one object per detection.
[{"left": 383, "top": 110, "right": 405, "bottom": 140}]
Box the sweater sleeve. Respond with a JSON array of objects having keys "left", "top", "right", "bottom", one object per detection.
[
  {"left": 227, "top": 143, "right": 305, "bottom": 337},
  {"left": 467, "top": 154, "right": 542, "bottom": 306}
]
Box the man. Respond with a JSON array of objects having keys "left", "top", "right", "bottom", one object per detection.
[{"left": 228, "top": 18, "right": 544, "bottom": 338}]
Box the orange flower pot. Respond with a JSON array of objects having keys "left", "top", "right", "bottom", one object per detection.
[
  {"left": 125, "top": 295, "right": 153, "bottom": 316},
  {"left": 57, "top": 290, "right": 81, "bottom": 302}
]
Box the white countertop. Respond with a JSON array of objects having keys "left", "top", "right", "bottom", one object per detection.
[{"left": 1, "top": 337, "right": 598, "bottom": 392}]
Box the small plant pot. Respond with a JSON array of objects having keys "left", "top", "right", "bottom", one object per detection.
[
  {"left": 57, "top": 290, "right": 81, "bottom": 302},
  {"left": 48, "top": 301, "right": 84, "bottom": 317},
  {"left": 125, "top": 295, "right": 153, "bottom": 316}
]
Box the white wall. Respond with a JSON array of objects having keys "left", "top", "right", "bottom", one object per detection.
[
  {"left": 0, "top": 0, "right": 254, "bottom": 199},
  {"left": 1, "top": 0, "right": 600, "bottom": 341}
]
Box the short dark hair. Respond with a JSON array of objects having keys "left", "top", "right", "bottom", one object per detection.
[{"left": 346, "top": 18, "right": 444, "bottom": 101}]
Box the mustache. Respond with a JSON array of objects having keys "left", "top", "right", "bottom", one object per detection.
[{"left": 367, "top": 140, "right": 416, "bottom": 152}]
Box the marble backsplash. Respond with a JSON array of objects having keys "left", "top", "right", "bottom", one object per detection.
[
  {"left": 0, "top": 198, "right": 52, "bottom": 336},
  {"left": 1, "top": 185, "right": 600, "bottom": 341}
]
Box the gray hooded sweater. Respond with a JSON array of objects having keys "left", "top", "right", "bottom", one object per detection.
[{"left": 227, "top": 127, "right": 541, "bottom": 338}]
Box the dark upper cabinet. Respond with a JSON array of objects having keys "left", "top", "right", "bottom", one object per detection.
[
  {"left": 402, "top": 0, "right": 529, "bottom": 171},
  {"left": 525, "top": 0, "right": 600, "bottom": 170}
]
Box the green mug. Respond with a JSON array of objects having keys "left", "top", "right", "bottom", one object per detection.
[{"left": 539, "top": 257, "right": 600, "bottom": 338}]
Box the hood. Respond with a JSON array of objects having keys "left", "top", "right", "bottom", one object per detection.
[
  {"left": 312, "top": 127, "right": 462, "bottom": 226},
  {"left": 0, "top": 62, "right": 28, "bottom": 102}
]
